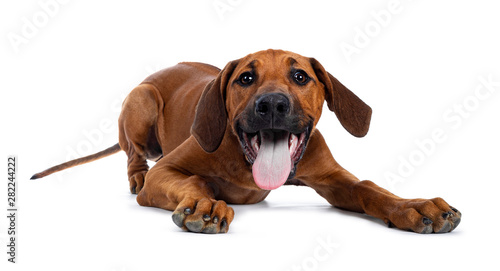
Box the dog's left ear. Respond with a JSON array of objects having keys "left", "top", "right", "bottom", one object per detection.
[
  {"left": 310, "top": 58, "right": 372, "bottom": 137},
  {"left": 191, "top": 60, "right": 239, "bottom": 153}
]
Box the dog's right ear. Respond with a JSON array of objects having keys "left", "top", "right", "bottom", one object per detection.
[{"left": 191, "top": 60, "right": 239, "bottom": 153}]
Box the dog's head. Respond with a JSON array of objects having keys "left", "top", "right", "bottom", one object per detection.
[{"left": 192, "top": 49, "right": 371, "bottom": 190}]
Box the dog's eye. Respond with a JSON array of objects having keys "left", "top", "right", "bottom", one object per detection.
[
  {"left": 238, "top": 72, "right": 254, "bottom": 86},
  {"left": 293, "top": 70, "right": 309, "bottom": 85}
]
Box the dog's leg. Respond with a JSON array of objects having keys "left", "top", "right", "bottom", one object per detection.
[
  {"left": 136, "top": 161, "right": 235, "bottom": 234},
  {"left": 119, "top": 84, "right": 163, "bottom": 194},
  {"left": 298, "top": 131, "right": 461, "bottom": 233}
]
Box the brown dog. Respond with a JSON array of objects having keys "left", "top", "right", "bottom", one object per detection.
[{"left": 32, "top": 49, "right": 461, "bottom": 234}]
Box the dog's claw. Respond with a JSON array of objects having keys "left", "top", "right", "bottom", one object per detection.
[
  {"left": 129, "top": 171, "right": 147, "bottom": 194},
  {"left": 442, "top": 211, "right": 452, "bottom": 219},
  {"left": 220, "top": 220, "right": 228, "bottom": 233}
]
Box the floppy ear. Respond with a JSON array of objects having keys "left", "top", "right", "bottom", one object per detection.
[
  {"left": 310, "top": 58, "right": 372, "bottom": 137},
  {"left": 191, "top": 60, "right": 239, "bottom": 153}
]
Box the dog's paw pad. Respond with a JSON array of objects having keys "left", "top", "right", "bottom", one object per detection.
[{"left": 185, "top": 220, "right": 204, "bottom": 233}]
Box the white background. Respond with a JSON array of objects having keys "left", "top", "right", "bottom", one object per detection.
[{"left": 1, "top": 0, "right": 499, "bottom": 270}]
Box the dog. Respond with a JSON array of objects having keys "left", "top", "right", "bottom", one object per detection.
[{"left": 32, "top": 49, "right": 461, "bottom": 234}]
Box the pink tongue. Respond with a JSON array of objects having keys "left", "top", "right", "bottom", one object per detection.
[{"left": 252, "top": 130, "right": 291, "bottom": 190}]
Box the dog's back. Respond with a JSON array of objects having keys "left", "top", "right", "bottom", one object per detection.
[
  {"left": 140, "top": 62, "right": 221, "bottom": 152},
  {"left": 31, "top": 62, "right": 220, "bottom": 180}
]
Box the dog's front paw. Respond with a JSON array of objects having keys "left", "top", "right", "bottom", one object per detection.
[
  {"left": 387, "top": 197, "right": 461, "bottom": 234},
  {"left": 172, "top": 198, "right": 234, "bottom": 234}
]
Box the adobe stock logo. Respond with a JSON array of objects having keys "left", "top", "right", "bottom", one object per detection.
[
  {"left": 64, "top": 94, "right": 125, "bottom": 162},
  {"left": 212, "top": 0, "right": 243, "bottom": 21},
  {"left": 384, "top": 74, "right": 499, "bottom": 191},
  {"left": 339, "top": 0, "right": 410, "bottom": 64},
  {"left": 7, "top": 0, "right": 70, "bottom": 54},
  {"left": 288, "top": 234, "right": 340, "bottom": 271}
]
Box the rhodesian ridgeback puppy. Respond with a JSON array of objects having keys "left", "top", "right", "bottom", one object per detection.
[{"left": 32, "top": 49, "right": 461, "bottom": 234}]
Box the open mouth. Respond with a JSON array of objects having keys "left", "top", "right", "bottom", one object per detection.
[{"left": 238, "top": 126, "right": 311, "bottom": 190}]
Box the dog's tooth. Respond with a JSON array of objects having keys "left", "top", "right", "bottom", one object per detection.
[
  {"left": 299, "top": 132, "right": 306, "bottom": 144},
  {"left": 253, "top": 142, "right": 259, "bottom": 152},
  {"left": 251, "top": 134, "right": 259, "bottom": 152},
  {"left": 289, "top": 134, "right": 298, "bottom": 155}
]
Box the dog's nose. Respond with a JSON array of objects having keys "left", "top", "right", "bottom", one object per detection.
[{"left": 255, "top": 93, "right": 290, "bottom": 118}]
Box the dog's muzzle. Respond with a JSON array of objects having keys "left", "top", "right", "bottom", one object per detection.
[{"left": 237, "top": 93, "right": 312, "bottom": 190}]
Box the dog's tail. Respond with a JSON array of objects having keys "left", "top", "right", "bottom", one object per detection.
[{"left": 30, "top": 143, "right": 122, "bottom": 180}]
